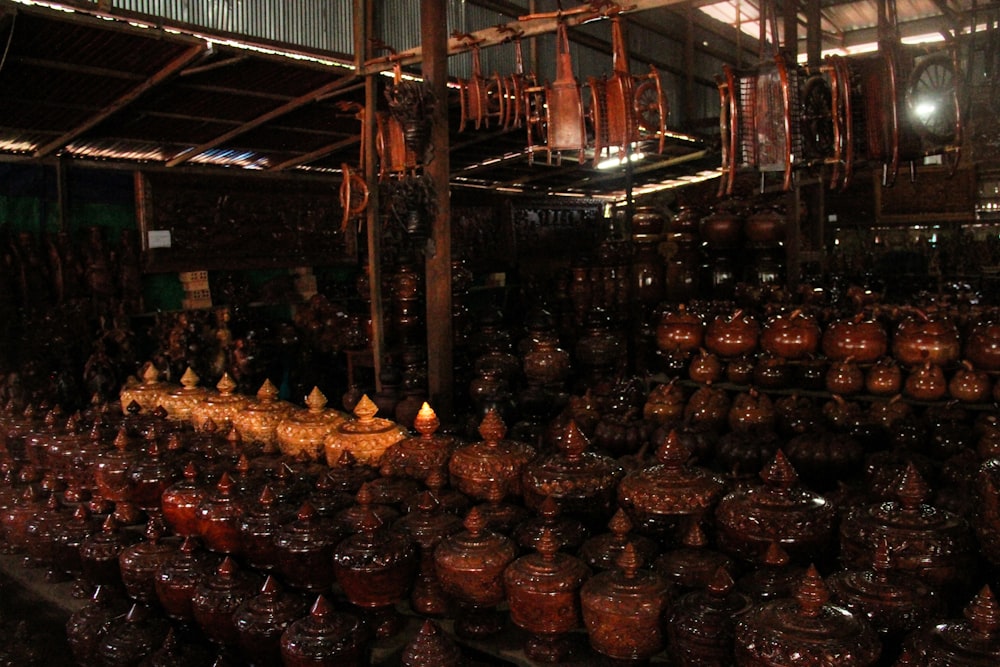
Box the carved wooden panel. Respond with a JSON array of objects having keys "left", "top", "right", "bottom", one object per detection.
[
  {"left": 137, "top": 171, "right": 356, "bottom": 272},
  {"left": 509, "top": 198, "right": 604, "bottom": 259}
]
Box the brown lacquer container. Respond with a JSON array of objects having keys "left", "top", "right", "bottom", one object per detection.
[
  {"left": 434, "top": 506, "right": 516, "bottom": 638},
  {"left": 195, "top": 471, "right": 245, "bottom": 555},
  {"left": 715, "top": 450, "right": 835, "bottom": 565},
  {"left": 668, "top": 567, "right": 752, "bottom": 667},
  {"left": 897, "top": 585, "right": 1000, "bottom": 666},
  {"left": 840, "top": 461, "right": 977, "bottom": 592},
  {"left": 579, "top": 507, "right": 659, "bottom": 573},
  {"left": 275, "top": 387, "right": 348, "bottom": 461},
  {"left": 512, "top": 494, "right": 588, "bottom": 553},
  {"left": 233, "top": 575, "right": 308, "bottom": 667},
  {"left": 505, "top": 527, "right": 591, "bottom": 662},
  {"left": 118, "top": 518, "right": 176, "bottom": 604},
  {"left": 654, "top": 518, "right": 735, "bottom": 592},
  {"left": 159, "top": 367, "right": 211, "bottom": 422},
  {"left": 280, "top": 595, "right": 372, "bottom": 667},
  {"left": 379, "top": 402, "right": 457, "bottom": 483},
  {"left": 239, "top": 485, "right": 290, "bottom": 572},
  {"left": 449, "top": 409, "right": 536, "bottom": 502},
  {"left": 734, "top": 566, "right": 881, "bottom": 667},
  {"left": 191, "top": 556, "right": 261, "bottom": 647},
  {"left": 580, "top": 542, "right": 672, "bottom": 662},
  {"left": 160, "top": 461, "right": 206, "bottom": 538},
  {"left": 332, "top": 498, "right": 417, "bottom": 638},
  {"left": 276, "top": 501, "right": 340, "bottom": 593},
  {"left": 154, "top": 536, "right": 213, "bottom": 622},
  {"left": 618, "top": 429, "right": 726, "bottom": 537},
  {"left": 79, "top": 514, "right": 135, "bottom": 593},
  {"left": 96, "top": 603, "right": 170, "bottom": 667},
  {"left": 119, "top": 363, "right": 171, "bottom": 414},
  {"left": 521, "top": 420, "right": 622, "bottom": 527},
  {"left": 392, "top": 491, "right": 462, "bottom": 616},
  {"left": 66, "top": 585, "right": 130, "bottom": 666}
]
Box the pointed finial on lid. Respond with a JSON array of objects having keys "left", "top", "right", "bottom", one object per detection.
[
  {"left": 415, "top": 402, "right": 440, "bottom": 437},
  {"left": 180, "top": 367, "right": 200, "bottom": 389},
  {"left": 478, "top": 409, "right": 507, "bottom": 443},
  {"left": 681, "top": 518, "right": 708, "bottom": 548},
  {"left": 297, "top": 501, "right": 316, "bottom": 522},
  {"left": 260, "top": 574, "right": 280, "bottom": 596},
  {"left": 415, "top": 490, "right": 440, "bottom": 513},
  {"left": 217, "top": 556, "right": 237, "bottom": 578},
  {"left": 536, "top": 527, "right": 560, "bottom": 561},
  {"left": 353, "top": 395, "right": 378, "bottom": 421},
  {"left": 464, "top": 506, "right": 486, "bottom": 536},
  {"left": 256, "top": 379, "right": 279, "bottom": 402},
  {"left": 794, "top": 565, "right": 830, "bottom": 618},
  {"left": 216, "top": 373, "right": 236, "bottom": 394},
  {"left": 183, "top": 460, "right": 198, "bottom": 480},
  {"left": 707, "top": 566, "right": 735, "bottom": 596},
  {"left": 896, "top": 461, "right": 929, "bottom": 510},
  {"left": 538, "top": 495, "right": 561, "bottom": 522},
  {"left": 608, "top": 508, "right": 634, "bottom": 541},
  {"left": 257, "top": 485, "right": 275, "bottom": 506},
  {"left": 355, "top": 482, "right": 373, "bottom": 506},
  {"left": 655, "top": 430, "right": 688, "bottom": 469},
  {"left": 762, "top": 541, "right": 790, "bottom": 567},
  {"left": 216, "top": 471, "right": 233, "bottom": 495},
  {"left": 559, "top": 420, "right": 588, "bottom": 460},
  {"left": 615, "top": 542, "right": 642, "bottom": 578},
  {"left": 760, "top": 450, "right": 799, "bottom": 488},
  {"left": 140, "top": 363, "right": 160, "bottom": 384},
  {"left": 201, "top": 418, "right": 218, "bottom": 434},
  {"left": 965, "top": 585, "right": 1000, "bottom": 637},
  {"left": 310, "top": 595, "right": 333, "bottom": 620},
  {"left": 305, "top": 387, "right": 327, "bottom": 412}
]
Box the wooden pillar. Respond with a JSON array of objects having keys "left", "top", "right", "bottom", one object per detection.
[
  {"left": 782, "top": 0, "right": 798, "bottom": 60},
  {"left": 805, "top": 0, "right": 822, "bottom": 66},
  {"left": 357, "top": 0, "right": 385, "bottom": 392},
  {"left": 421, "top": 0, "right": 454, "bottom": 418},
  {"left": 684, "top": 2, "right": 695, "bottom": 126}
]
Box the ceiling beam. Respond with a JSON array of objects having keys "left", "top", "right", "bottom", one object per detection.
[
  {"left": 360, "top": 0, "right": 694, "bottom": 76},
  {"left": 270, "top": 135, "right": 360, "bottom": 171},
  {"left": 33, "top": 44, "right": 206, "bottom": 159},
  {"left": 165, "top": 72, "right": 358, "bottom": 167},
  {"left": 563, "top": 148, "right": 710, "bottom": 189},
  {"left": 13, "top": 55, "right": 146, "bottom": 81}
]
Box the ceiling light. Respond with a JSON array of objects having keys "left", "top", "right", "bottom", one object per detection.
[{"left": 596, "top": 151, "right": 645, "bottom": 170}]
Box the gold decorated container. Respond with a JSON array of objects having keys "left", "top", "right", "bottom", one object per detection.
[
  {"left": 324, "top": 395, "right": 409, "bottom": 467},
  {"left": 119, "top": 363, "right": 174, "bottom": 414},
  {"left": 232, "top": 379, "right": 293, "bottom": 452},
  {"left": 159, "top": 368, "right": 211, "bottom": 422},
  {"left": 275, "top": 387, "right": 348, "bottom": 461},
  {"left": 190, "top": 373, "right": 250, "bottom": 431}
]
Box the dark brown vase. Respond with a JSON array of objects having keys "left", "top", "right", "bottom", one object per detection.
[
  {"left": 580, "top": 542, "right": 672, "bottom": 661},
  {"left": 840, "top": 462, "right": 977, "bottom": 592},
  {"left": 280, "top": 595, "right": 371, "bottom": 667},
  {"left": 191, "top": 556, "right": 261, "bottom": 647},
  {"left": 976, "top": 457, "right": 1000, "bottom": 566},
  {"left": 392, "top": 491, "right": 462, "bottom": 616},
  {"left": 379, "top": 402, "right": 457, "bottom": 483},
  {"left": 79, "top": 514, "right": 135, "bottom": 593},
  {"left": 332, "top": 498, "right": 417, "bottom": 638},
  {"left": 618, "top": 429, "right": 726, "bottom": 537},
  {"left": 160, "top": 461, "right": 206, "bottom": 538},
  {"left": 715, "top": 450, "right": 835, "bottom": 565},
  {"left": 893, "top": 312, "right": 961, "bottom": 368},
  {"left": 513, "top": 494, "right": 588, "bottom": 553},
  {"left": 239, "top": 485, "right": 290, "bottom": 573},
  {"left": 822, "top": 315, "right": 888, "bottom": 363},
  {"left": 579, "top": 507, "right": 658, "bottom": 572},
  {"left": 700, "top": 210, "right": 742, "bottom": 250},
  {"left": 897, "top": 585, "right": 1000, "bottom": 666},
  {"left": 734, "top": 566, "right": 881, "bottom": 666},
  {"left": 866, "top": 357, "right": 903, "bottom": 395},
  {"left": 965, "top": 320, "right": 1000, "bottom": 372},
  {"left": 118, "top": 518, "right": 177, "bottom": 604},
  {"left": 66, "top": 585, "right": 130, "bottom": 666},
  {"left": 827, "top": 537, "right": 942, "bottom": 652},
  {"left": 504, "top": 527, "right": 591, "bottom": 662},
  {"left": 433, "top": 506, "right": 517, "bottom": 638},
  {"left": 154, "top": 536, "right": 212, "bottom": 622},
  {"left": 656, "top": 303, "right": 704, "bottom": 355},
  {"left": 654, "top": 518, "right": 735, "bottom": 592},
  {"left": 93, "top": 427, "right": 138, "bottom": 504},
  {"left": 276, "top": 501, "right": 340, "bottom": 593},
  {"left": 448, "top": 409, "right": 536, "bottom": 502},
  {"left": 52, "top": 504, "right": 97, "bottom": 590},
  {"left": 196, "top": 472, "right": 245, "bottom": 555},
  {"left": 96, "top": 602, "right": 170, "bottom": 667},
  {"left": 125, "top": 434, "right": 176, "bottom": 513},
  {"left": 233, "top": 575, "right": 309, "bottom": 667},
  {"left": 521, "top": 420, "right": 622, "bottom": 528},
  {"left": 737, "top": 542, "right": 806, "bottom": 603},
  {"left": 760, "top": 309, "right": 821, "bottom": 360},
  {"left": 668, "top": 567, "right": 752, "bottom": 667},
  {"left": 705, "top": 310, "right": 759, "bottom": 359},
  {"left": 2, "top": 485, "right": 43, "bottom": 553}
]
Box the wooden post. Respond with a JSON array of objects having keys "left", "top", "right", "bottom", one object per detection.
[
  {"left": 805, "top": 0, "right": 822, "bottom": 66},
  {"left": 684, "top": 2, "right": 695, "bottom": 127},
  {"left": 357, "top": 0, "right": 384, "bottom": 393},
  {"left": 421, "top": 0, "right": 454, "bottom": 418},
  {"left": 782, "top": 0, "right": 798, "bottom": 60}
]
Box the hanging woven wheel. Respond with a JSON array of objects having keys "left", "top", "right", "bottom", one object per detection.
[
  {"left": 801, "top": 75, "right": 835, "bottom": 161},
  {"left": 907, "top": 51, "right": 961, "bottom": 146}
]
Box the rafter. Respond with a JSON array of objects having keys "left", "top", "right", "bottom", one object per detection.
[
  {"left": 270, "top": 135, "right": 360, "bottom": 171},
  {"left": 33, "top": 43, "right": 206, "bottom": 159},
  {"left": 165, "top": 72, "right": 357, "bottom": 167}
]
